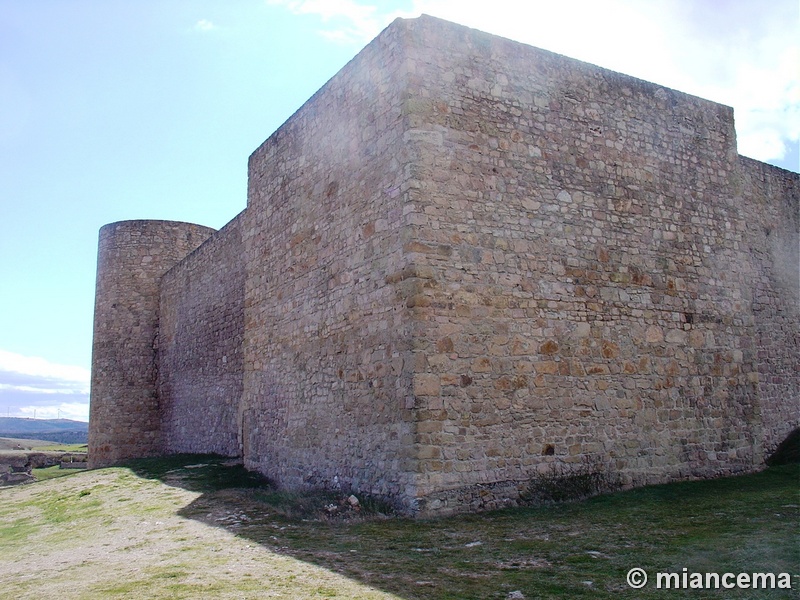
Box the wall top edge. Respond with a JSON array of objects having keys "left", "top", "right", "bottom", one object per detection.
[
  {"left": 405, "top": 14, "right": 734, "bottom": 116},
  {"left": 739, "top": 154, "right": 800, "bottom": 179},
  {"left": 247, "top": 13, "right": 738, "bottom": 172},
  {"left": 99, "top": 219, "right": 218, "bottom": 235}
]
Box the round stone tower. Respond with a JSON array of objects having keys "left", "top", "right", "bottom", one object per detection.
[{"left": 88, "top": 220, "right": 216, "bottom": 468}]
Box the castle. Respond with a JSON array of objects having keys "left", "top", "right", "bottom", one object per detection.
[{"left": 89, "top": 15, "right": 799, "bottom": 515}]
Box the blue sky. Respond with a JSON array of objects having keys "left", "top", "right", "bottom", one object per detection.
[{"left": 1, "top": 0, "right": 797, "bottom": 422}]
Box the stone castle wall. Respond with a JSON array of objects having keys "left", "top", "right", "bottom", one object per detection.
[
  {"left": 241, "top": 20, "right": 418, "bottom": 499},
  {"left": 392, "top": 18, "right": 798, "bottom": 512},
  {"left": 158, "top": 212, "right": 246, "bottom": 457},
  {"left": 240, "top": 16, "right": 798, "bottom": 512},
  {"left": 89, "top": 220, "right": 215, "bottom": 468},
  {"left": 89, "top": 16, "right": 798, "bottom": 514},
  {"left": 738, "top": 157, "right": 800, "bottom": 456}
]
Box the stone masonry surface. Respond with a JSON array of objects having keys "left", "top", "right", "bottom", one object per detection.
[
  {"left": 391, "top": 17, "right": 799, "bottom": 513},
  {"left": 89, "top": 220, "right": 215, "bottom": 468},
  {"left": 89, "top": 15, "right": 799, "bottom": 515},
  {"left": 158, "top": 212, "right": 246, "bottom": 457},
  {"left": 240, "top": 13, "right": 425, "bottom": 502}
]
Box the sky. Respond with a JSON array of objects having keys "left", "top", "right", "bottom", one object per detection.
[{"left": 0, "top": 0, "right": 797, "bottom": 422}]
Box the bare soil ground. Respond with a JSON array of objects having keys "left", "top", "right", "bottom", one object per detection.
[
  {"left": 0, "top": 455, "right": 797, "bottom": 599},
  {"left": 0, "top": 437, "right": 63, "bottom": 450},
  {"left": 0, "top": 465, "right": 398, "bottom": 599}
]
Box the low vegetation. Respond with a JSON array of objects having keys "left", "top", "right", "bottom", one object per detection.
[
  {"left": 30, "top": 443, "right": 88, "bottom": 453},
  {"left": 30, "top": 465, "right": 82, "bottom": 482},
  {"left": 0, "top": 437, "right": 63, "bottom": 451},
  {"left": 0, "top": 454, "right": 797, "bottom": 599},
  {"left": 0, "top": 437, "right": 88, "bottom": 484}
]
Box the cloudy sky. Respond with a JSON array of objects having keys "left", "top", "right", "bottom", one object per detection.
[{"left": 1, "top": 0, "right": 797, "bottom": 422}]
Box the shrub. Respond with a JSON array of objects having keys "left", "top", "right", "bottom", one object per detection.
[{"left": 522, "top": 457, "right": 619, "bottom": 504}]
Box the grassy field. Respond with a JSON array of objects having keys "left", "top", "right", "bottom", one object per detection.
[
  {"left": 0, "top": 437, "right": 88, "bottom": 483},
  {"left": 30, "top": 464, "right": 84, "bottom": 482},
  {"left": 0, "top": 455, "right": 797, "bottom": 599},
  {"left": 0, "top": 437, "right": 67, "bottom": 450},
  {"left": 0, "top": 436, "right": 87, "bottom": 453},
  {"left": 30, "top": 442, "right": 88, "bottom": 452}
]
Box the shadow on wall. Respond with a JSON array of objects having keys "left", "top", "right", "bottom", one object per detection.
[
  {"left": 766, "top": 427, "right": 800, "bottom": 466},
  {"left": 121, "top": 442, "right": 799, "bottom": 600}
]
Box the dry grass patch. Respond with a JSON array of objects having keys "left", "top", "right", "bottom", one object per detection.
[{"left": 0, "top": 454, "right": 797, "bottom": 599}]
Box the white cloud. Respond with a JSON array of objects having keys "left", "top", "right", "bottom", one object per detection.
[
  {"left": 724, "top": 47, "right": 799, "bottom": 162},
  {"left": 0, "top": 350, "right": 90, "bottom": 421},
  {"left": 269, "top": 0, "right": 798, "bottom": 165},
  {"left": 0, "top": 384, "right": 84, "bottom": 395},
  {"left": 0, "top": 350, "right": 89, "bottom": 392},
  {"left": 194, "top": 19, "right": 218, "bottom": 33},
  {"left": 17, "top": 402, "right": 89, "bottom": 422},
  {"left": 268, "top": 0, "right": 414, "bottom": 44}
]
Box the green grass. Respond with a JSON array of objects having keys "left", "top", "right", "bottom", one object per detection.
[
  {"left": 123, "top": 453, "right": 267, "bottom": 493},
  {"left": 1, "top": 455, "right": 797, "bottom": 599},
  {"left": 130, "top": 455, "right": 799, "bottom": 599},
  {"left": 0, "top": 480, "right": 106, "bottom": 554},
  {"left": 31, "top": 465, "right": 82, "bottom": 481},
  {"left": 30, "top": 443, "right": 88, "bottom": 452}
]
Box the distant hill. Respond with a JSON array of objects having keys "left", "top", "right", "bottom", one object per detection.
[
  {"left": 0, "top": 437, "right": 70, "bottom": 450},
  {"left": 0, "top": 418, "right": 88, "bottom": 444}
]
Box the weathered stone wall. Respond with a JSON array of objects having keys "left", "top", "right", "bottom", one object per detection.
[
  {"left": 158, "top": 212, "right": 246, "bottom": 457},
  {"left": 89, "top": 15, "right": 798, "bottom": 516},
  {"left": 394, "top": 16, "right": 797, "bottom": 513},
  {"left": 737, "top": 157, "right": 800, "bottom": 456},
  {"left": 89, "top": 220, "right": 215, "bottom": 468},
  {"left": 241, "top": 19, "right": 418, "bottom": 500}
]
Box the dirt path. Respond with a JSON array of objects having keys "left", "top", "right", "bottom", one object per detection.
[{"left": 0, "top": 467, "right": 399, "bottom": 600}]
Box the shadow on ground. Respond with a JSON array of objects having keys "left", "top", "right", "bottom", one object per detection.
[{"left": 124, "top": 454, "right": 800, "bottom": 600}]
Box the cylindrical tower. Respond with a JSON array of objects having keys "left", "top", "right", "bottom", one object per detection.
[{"left": 88, "top": 220, "right": 216, "bottom": 468}]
